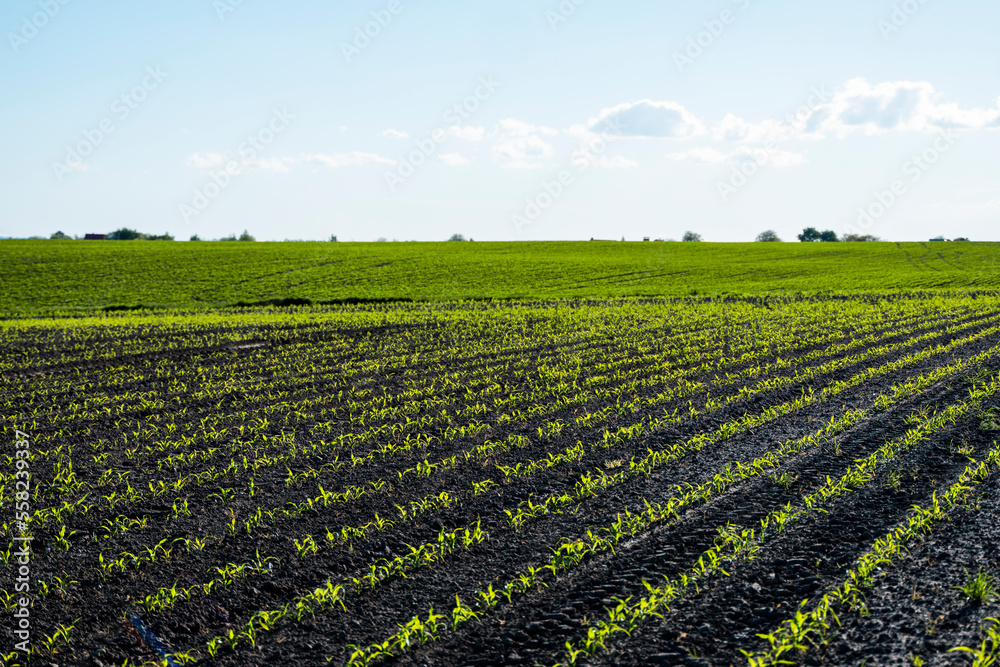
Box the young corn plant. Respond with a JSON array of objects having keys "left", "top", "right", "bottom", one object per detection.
[
  {"left": 165, "top": 649, "right": 200, "bottom": 665},
  {"left": 51, "top": 525, "right": 76, "bottom": 551},
  {"left": 45, "top": 576, "right": 77, "bottom": 599},
  {"left": 450, "top": 595, "right": 480, "bottom": 630},
  {"left": 953, "top": 569, "right": 997, "bottom": 606},
  {"left": 769, "top": 471, "right": 797, "bottom": 490},
  {"left": 981, "top": 408, "right": 1000, "bottom": 432},
  {"left": 36, "top": 619, "right": 79, "bottom": 656},
  {"left": 472, "top": 479, "right": 498, "bottom": 496},
  {"left": 207, "top": 487, "right": 235, "bottom": 504},
  {"left": 949, "top": 618, "right": 1000, "bottom": 666},
  {"left": 170, "top": 497, "right": 192, "bottom": 519},
  {"left": 294, "top": 534, "right": 319, "bottom": 560},
  {"left": 224, "top": 509, "right": 240, "bottom": 537}
]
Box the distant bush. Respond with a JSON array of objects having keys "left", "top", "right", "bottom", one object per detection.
[
  {"left": 50, "top": 231, "right": 71, "bottom": 240},
  {"left": 682, "top": 231, "right": 703, "bottom": 242},
  {"left": 954, "top": 237, "right": 970, "bottom": 242},
  {"left": 329, "top": 235, "right": 338, "bottom": 242},
  {"left": 755, "top": 230, "right": 782, "bottom": 242},
  {"left": 448, "top": 234, "right": 467, "bottom": 242},
  {"left": 190, "top": 235, "right": 201, "bottom": 242},
  {"left": 107, "top": 228, "right": 173, "bottom": 241},
  {"left": 216, "top": 232, "right": 255, "bottom": 241},
  {"left": 843, "top": 234, "right": 881, "bottom": 242},
  {"left": 798, "top": 227, "right": 839, "bottom": 242},
  {"left": 107, "top": 228, "right": 144, "bottom": 240}
]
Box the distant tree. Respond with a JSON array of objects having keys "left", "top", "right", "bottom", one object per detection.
[
  {"left": 375, "top": 237, "right": 388, "bottom": 242},
  {"left": 238, "top": 230, "right": 255, "bottom": 242},
  {"left": 954, "top": 237, "right": 970, "bottom": 242},
  {"left": 755, "top": 230, "right": 782, "bottom": 242},
  {"left": 682, "top": 231, "right": 703, "bottom": 242},
  {"left": 329, "top": 235, "right": 338, "bottom": 242},
  {"left": 218, "top": 234, "right": 237, "bottom": 241},
  {"left": 798, "top": 227, "right": 820, "bottom": 242},
  {"left": 448, "top": 234, "right": 466, "bottom": 242},
  {"left": 190, "top": 235, "right": 201, "bottom": 242},
  {"left": 107, "top": 228, "right": 144, "bottom": 240},
  {"left": 50, "top": 231, "right": 71, "bottom": 240},
  {"left": 843, "top": 234, "right": 881, "bottom": 242},
  {"left": 798, "top": 228, "right": 839, "bottom": 242},
  {"left": 147, "top": 232, "right": 174, "bottom": 241}
]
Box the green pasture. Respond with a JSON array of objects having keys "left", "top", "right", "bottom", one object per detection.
[{"left": 1, "top": 240, "right": 998, "bottom": 312}]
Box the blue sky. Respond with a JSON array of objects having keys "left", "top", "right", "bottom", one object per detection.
[{"left": 2, "top": 0, "right": 998, "bottom": 242}]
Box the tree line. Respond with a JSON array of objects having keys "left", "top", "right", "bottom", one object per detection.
[{"left": 41, "top": 228, "right": 970, "bottom": 243}]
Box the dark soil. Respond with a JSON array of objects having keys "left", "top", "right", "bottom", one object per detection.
[{"left": 2, "top": 298, "right": 999, "bottom": 667}]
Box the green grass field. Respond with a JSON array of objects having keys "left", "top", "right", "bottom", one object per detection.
[{"left": 1, "top": 240, "right": 999, "bottom": 312}]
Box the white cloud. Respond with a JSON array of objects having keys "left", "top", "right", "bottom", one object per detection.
[
  {"left": 711, "top": 114, "right": 753, "bottom": 142},
  {"left": 668, "top": 146, "right": 805, "bottom": 168},
  {"left": 799, "top": 78, "right": 1000, "bottom": 137},
  {"left": 439, "top": 153, "right": 472, "bottom": 166},
  {"left": 185, "top": 152, "right": 227, "bottom": 169},
  {"left": 183, "top": 80, "right": 997, "bottom": 184},
  {"left": 731, "top": 146, "right": 805, "bottom": 168},
  {"left": 588, "top": 100, "right": 704, "bottom": 139},
  {"left": 447, "top": 125, "right": 487, "bottom": 141},
  {"left": 494, "top": 119, "right": 559, "bottom": 138},
  {"left": 767, "top": 151, "right": 806, "bottom": 168},
  {"left": 711, "top": 114, "right": 789, "bottom": 144},
  {"left": 571, "top": 153, "right": 639, "bottom": 169},
  {"left": 492, "top": 136, "right": 554, "bottom": 169},
  {"left": 379, "top": 129, "right": 409, "bottom": 139},
  {"left": 705, "top": 80, "right": 1000, "bottom": 145},
  {"left": 490, "top": 119, "right": 558, "bottom": 169},
  {"left": 667, "top": 147, "right": 730, "bottom": 165},
  {"left": 186, "top": 151, "right": 396, "bottom": 172},
  {"left": 300, "top": 152, "right": 397, "bottom": 168},
  {"left": 248, "top": 157, "right": 297, "bottom": 172}
]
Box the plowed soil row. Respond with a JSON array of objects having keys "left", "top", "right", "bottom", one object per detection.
[{"left": 3, "top": 297, "right": 999, "bottom": 667}]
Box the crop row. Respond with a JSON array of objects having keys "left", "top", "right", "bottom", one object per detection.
[{"left": 180, "top": 350, "right": 1000, "bottom": 664}]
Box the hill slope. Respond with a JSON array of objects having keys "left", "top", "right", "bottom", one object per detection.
[{"left": 1, "top": 240, "right": 998, "bottom": 312}]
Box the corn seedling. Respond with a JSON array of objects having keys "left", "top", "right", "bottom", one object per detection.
[
  {"left": 953, "top": 569, "right": 997, "bottom": 605},
  {"left": 949, "top": 618, "right": 1000, "bottom": 666}
]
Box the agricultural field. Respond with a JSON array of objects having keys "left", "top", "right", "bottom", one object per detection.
[
  {"left": 2, "top": 294, "right": 1000, "bottom": 666},
  {"left": 2, "top": 240, "right": 1000, "bottom": 313}
]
